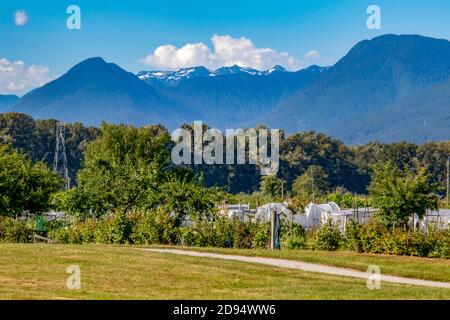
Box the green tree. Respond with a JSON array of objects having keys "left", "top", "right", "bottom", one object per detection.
[
  {"left": 280, "top": 131, "right": 364, "bottom": 193},
  {"left": 65, "top": 123, "right": 223, "bottom": 221},
  {"left": 369, "top": 161, "right": 439, "bottom": 226},
  {"left": 0, "top": 112, "right": 100, "bottom": 186},
  {"left": 292, "top": 165, "right": 329, "bottom": 201},
  {"left": 0, "top": 145, "right": 62, "bottom": 217},
  {"left": 259, "top": 175, "right": 283, "bottom": 198},
  {"left": 66, "top": 123, "right": 171, "bottom": 217}
]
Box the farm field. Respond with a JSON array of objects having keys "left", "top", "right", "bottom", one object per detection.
[{"left": 0, "top": 244, "right": 449, "bottom": 300}]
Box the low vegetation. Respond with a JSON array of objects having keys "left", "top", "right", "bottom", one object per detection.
[{"left": 2, "top": 213, "right": 448, "bottom": 259}]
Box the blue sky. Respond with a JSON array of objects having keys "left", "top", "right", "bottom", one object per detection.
[{"left": 0, "top": 0, "right": 449, "bottom": 95}]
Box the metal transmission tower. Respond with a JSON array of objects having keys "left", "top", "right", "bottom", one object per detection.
[{"left": 53, "top": 122, "right": 70, "bottom": 190}]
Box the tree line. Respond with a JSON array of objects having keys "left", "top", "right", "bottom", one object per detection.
[
  {"left": 0, "top": 112, "right": 444, "bottom": 227},
  {"left": 2, "top": 112, "right": 449, "bottom": 196}
]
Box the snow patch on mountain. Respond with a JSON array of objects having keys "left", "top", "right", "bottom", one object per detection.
[{"left": 137, "top": 64, "right": 294, "bottom": 86}]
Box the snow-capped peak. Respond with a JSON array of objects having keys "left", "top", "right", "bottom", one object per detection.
[
  {"left": 137, "top": 66, "right": 213, "bottom": 86},
  {"left": 264, "top": 65, "right": 286, "bottom": 75},
  {"left": 137, "top": 64, "right": 290, "bottom": 86},
  {"left": 213, "top": 65, "right": 263, "bottom": 76}
]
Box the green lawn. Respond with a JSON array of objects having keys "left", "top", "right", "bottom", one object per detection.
[
  {"left": 163, "top": 246, "right": 450, "bottom": 282},
  {"left": 0, "top": 244, "right": 449, "bottom": 299}
]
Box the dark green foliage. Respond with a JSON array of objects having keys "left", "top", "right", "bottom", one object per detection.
[
  {"left": 292, "top": 165, "right": 329, "bottom": 201},
  {"left": 280, "top": 131, "right": 367, "bottom": 194},
  {"left": 0, "top": 112, "right": 100, "bottom": 185},
  {"left": 5, "top": 113, "right": 450, "bottom": 197},
  {"left": 260, "top": 175, "right": 283, "bottom": 198},
  {"left": 0, "top": 145, "right": 62, "bottom": 217}
]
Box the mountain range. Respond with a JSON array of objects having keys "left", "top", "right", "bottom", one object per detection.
[{"left": 4, "top": 34, "right": 450, "bottom": 144}]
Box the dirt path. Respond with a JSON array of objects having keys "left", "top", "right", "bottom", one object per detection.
[{"left": 143, "top": 248, "right": 450, "bottom": 289}]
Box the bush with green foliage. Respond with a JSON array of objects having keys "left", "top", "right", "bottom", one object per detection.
[
  {"left": 341, "top": 220, "right": 450, "bottom": 258},
  {"left": 132, "top": 209, "right": 179, "bottom": 245},
  {"left": 253, "top": 222, "right": 271, "bottom": 249},
  {"left": 232, "top": 219, "right": 256, "bottom": 249},
  {"left": 282, "top": 223, "right": 307, "bottom": 250},
  {"left": 344, "top": 220, "right": 363, "bottom": 252},
  {"left": 313, "top": 220, "right": 342, "bottom": 251},
  {"left": 0, "top": 217, "right": 33, "bottom": 243}
]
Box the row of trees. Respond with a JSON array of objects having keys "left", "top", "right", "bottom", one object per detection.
[
  {"left": 0, "top": 112, "right": 100, "bottom": 185},
  {"left": 0, "top": 113, "right": 444, "bottom": 227},
  {"left": 3, "top": 113, "right": 450, "bottom": 196}
]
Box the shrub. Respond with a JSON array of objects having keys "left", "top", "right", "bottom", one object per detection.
[
  {"left": 212, "top": 217, "right": 234, "bottom": 248},
  {"left": 424, "top": 229, "right": 450, "bottom": 259},
  {"left": 49, "top": 227, "right": 70, "bottom": 244},
  {"left": 187, "top": 219, "right": 215, "bottom": 247},
  {"left": 434, "top": 231, "right": 450, "bottom": 258},
  {"left": 42, "top": 209, "right": 450, "bottom": 259},
  {"left": 0, "top": 217, "right": 32, "bottom": 243},
  {"left": 358, "top": 221, "right": 388, "bottom": 254},
  {"left": 232, "top": 219, "right": 255, "bottom": 249},
  {"left": 253, "top": 223, "right": 270, "bottom": 249},
  {"left": 131, "top": 208, "right": 179, "bottom": 245},
  {"left": 79, "top": 219, "right": 99, "bottom": 244},
  {"left": 282, "top": 223, "right": 307, "bottom": 250},
  {"left": 180, "top": 227, "right": 199, "bottom": 247},
  {"left": 344, "top": 220, "right": 363, "bottom": 252},
  {"left": 342, "top": 220, "right": 450, "bottom": 258},
  {"left": 284, "top": 235, "right": 307, "bottom": 250},
  {"left": 314, "top": 220, "right": 342, "bottom": 251}
]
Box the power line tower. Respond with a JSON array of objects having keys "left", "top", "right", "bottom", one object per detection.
[{"left": 53, "top": 122, "right": 70, "bottom": 190}]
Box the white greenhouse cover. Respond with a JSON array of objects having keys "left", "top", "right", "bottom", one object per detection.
[{"left": 255, "top": 202, "right": 341, "bottom": 229}]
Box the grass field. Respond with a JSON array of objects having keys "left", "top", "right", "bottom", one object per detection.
[
  {"left": 0, "top": 244, "right": 449, "bottom": 300},
  {"left": 164, "top": 246, "right": 450, "bottom": 282}
]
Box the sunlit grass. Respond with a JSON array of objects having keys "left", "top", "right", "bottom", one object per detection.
[
  {"left": 158, "top": 246, "right": 450, "bottom": 282},
  {"left": 0, "top": 244, "right": 448, "bottom": 300}
]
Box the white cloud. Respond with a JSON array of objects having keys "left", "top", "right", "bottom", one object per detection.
[
  {"left": 304, "top": 50, "right": 320, "bottom": 60},
  {"left": 0, "top": 58, "right": 53, "bottom": 95},
  {"left": 14, "top": 10, "right": 28, "bottom": 26},
  {"left": 142, "top": 34, "right": 305, "bottom": 71}
]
